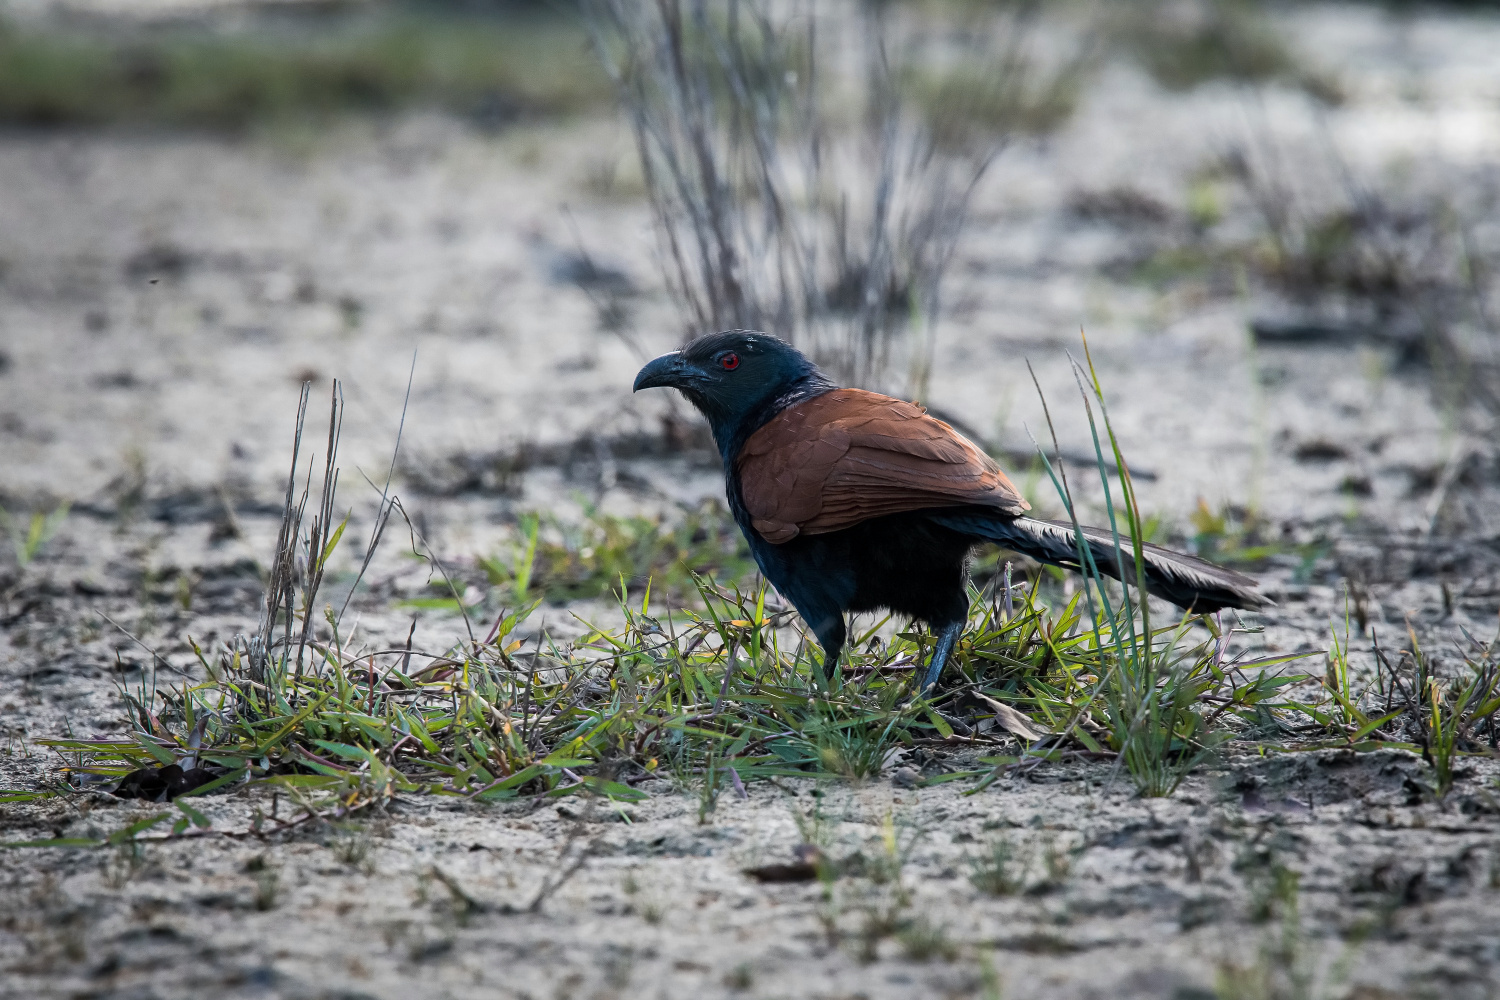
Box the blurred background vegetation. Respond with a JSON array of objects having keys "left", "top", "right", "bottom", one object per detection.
[
  {"left": 0, "top": 1, "right": 610, "bottom": 130},
  {"left": 0, "top": 0, "right": 1490, "bottom": 133}
]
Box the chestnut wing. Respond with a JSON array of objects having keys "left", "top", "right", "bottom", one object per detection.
[{"left": 736, "top": 388, "right": 1029, "bottom": 544}]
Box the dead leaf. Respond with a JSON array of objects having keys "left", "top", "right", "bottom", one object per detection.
[{"left": 974, "top": 693, "right": 1047, "bottom": 742}]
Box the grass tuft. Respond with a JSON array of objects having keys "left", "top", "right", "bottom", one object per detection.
[
  {"left": 1113, "top": 0, "right": 1339, "bottom": 101},
  {"left": 1374, "top": 633, "right": 1500, "bottom": 799},
  {"left": 0, "top": 502, "right": 69, "bottom": 567},
  {"left": 1219, "top": 853, "right": 1362, "bottom": 1000},
  {"left": 1015, "top": 339, "right": 1308, "bottom": 798},
  {"left": 251, "top": 865, "right": 280, "bottom": 912},
  {"left": 968, "top": 835, "right": 1025, "bottom": 897},
  {"left": 476, "top": 501, "right": 754, "bottom": 605},
  {"left": 897, "top": 914, "right": 957, "bottom": 962}
]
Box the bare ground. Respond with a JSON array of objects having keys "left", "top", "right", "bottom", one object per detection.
[{"left": 3, "top": 4, "right": 1500, "bottom": 998}]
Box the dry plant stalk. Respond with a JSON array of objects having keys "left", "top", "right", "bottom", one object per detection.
[
  {"left": 243, "top": 381, "right": 345, "bottom": 695},
  {"left": 589, "top": 0, "right": 1076, "bottom": 394}
]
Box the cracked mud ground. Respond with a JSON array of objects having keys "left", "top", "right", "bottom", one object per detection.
[{"left": 4, "top": 3, "right": 1500, "bottom": 998}]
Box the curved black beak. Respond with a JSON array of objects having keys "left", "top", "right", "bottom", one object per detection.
[{"left": 633, "top": 352, "right": 689, "bottom": 392}]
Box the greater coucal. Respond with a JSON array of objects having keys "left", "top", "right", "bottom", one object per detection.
[{"left": 634, "top": 330, "right": 1266, "bottom": 689}]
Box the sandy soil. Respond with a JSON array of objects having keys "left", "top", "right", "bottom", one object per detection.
[{"left": 3, "top": 3, "right": 1500, "bottom": 998}]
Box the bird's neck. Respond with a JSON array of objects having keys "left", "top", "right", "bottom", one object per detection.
[{"left": 710, "top": 373, "right": 837, "bottom": 467}]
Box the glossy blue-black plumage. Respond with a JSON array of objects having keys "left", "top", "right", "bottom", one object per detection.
[{"left": 634, "top": 331, "right": 975, "bottom": 680}]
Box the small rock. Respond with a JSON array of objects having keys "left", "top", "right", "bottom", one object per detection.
[{"left": 891, "top": 766, "right": 922, "bottom": 788}]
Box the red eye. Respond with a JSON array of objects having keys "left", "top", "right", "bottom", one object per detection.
[{"left": 719, "top": 352, "right": 740, "bottom": 371}]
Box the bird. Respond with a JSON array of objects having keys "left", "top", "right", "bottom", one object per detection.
[{"left": 633, "top": 330, "right": 1267, "bottom": 690}]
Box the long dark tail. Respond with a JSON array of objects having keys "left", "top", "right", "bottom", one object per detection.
[{"left": 934, "top": 513, "right": 1269, "bottom": 614}]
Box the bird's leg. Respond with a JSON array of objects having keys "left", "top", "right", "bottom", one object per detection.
[
  {"left": 811, "top": 613, "right": 847, "bottom": 685},
  {"left": 921, "top": 621, "right": 964, "bottom": 692}
]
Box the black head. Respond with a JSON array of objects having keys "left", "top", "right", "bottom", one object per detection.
[{"left": 632, "top": 330, "right": 832, "bottom": 440}]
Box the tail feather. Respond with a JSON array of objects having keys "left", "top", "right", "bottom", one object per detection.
[{"left": 935, "top": 513, "right": 1268, "bottom": 614}]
